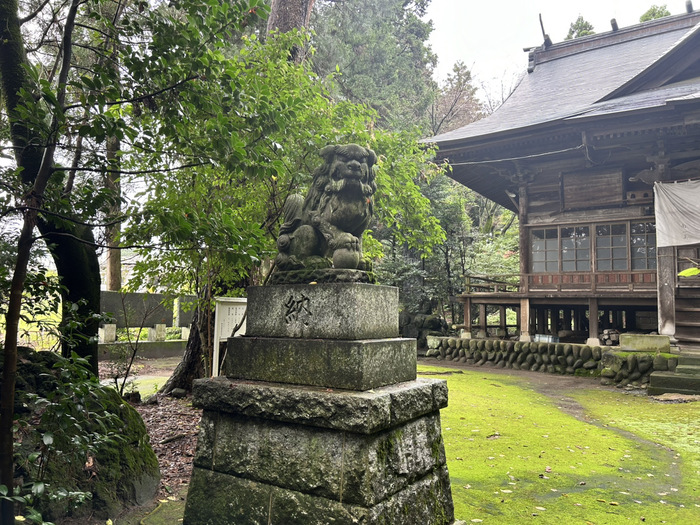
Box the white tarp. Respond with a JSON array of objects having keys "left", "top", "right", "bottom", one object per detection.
[{"left": 654, "top": 180, "right": 700, "bottom": 247}]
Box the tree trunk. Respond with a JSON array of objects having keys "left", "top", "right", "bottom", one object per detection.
[
  {"left": 267, "top": 0, "right": 315, "bottom": 61},
  {"left": 39, "top": 222, "right": 101, "bottom": 374},
  {"left": 267, "top": 0, "right": 315, "bottom": 32},
  {"left": 159, "top": 303, "right": 208, "bottom": 395},
  {"left": 105, "top": 136, "right": 122, "bottom": 290}
]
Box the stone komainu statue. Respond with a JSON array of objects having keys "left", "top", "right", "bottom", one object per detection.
[{"left": 274, "top": 144, "right": 377, "bottom": 279}]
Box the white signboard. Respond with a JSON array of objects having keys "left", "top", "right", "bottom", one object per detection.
[{"left": 212, "top": 297, "right": 247, "bottom": 377}]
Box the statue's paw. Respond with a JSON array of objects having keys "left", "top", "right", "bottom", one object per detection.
[{"left": 332, "top": 233, "right": 360, "bottom": 252}]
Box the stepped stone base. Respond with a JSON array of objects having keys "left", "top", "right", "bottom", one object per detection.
[
  {"left": 182, "top": 377, "right": 455, "bottom": 525},
  {"left": 648, "top": 353, "right": 700, "bottom": 395},
  {"left": 648, "top": 371, "right": 700, "bottom": 395},
  {"left": 223, "top": 336, "right": 416, "bottom": 390}
]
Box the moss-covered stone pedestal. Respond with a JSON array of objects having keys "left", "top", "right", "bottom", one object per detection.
[{"left": 183, "top": 283, "right": 456, "bottom": 524}]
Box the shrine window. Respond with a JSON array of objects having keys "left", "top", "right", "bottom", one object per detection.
[
  {"left": 631, "top": 222, "right": 657, "bottom": 270},
  {"left": 596, "top": 224, "right": 628, "bottom": 271}
]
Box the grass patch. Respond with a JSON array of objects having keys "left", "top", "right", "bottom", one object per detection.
[{"left": 418, "top": 365, "right": 700, "bottom": 524}]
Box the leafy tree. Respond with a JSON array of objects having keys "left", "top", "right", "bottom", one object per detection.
[
  {"left": 429, "top": 60, "right": 482, "bottom": 135},
  {"left": 640, "top": 4, "right": 671, "bottom": 22},
  {"left": 310, "top": 0, "right": 437, "bottom": 132},
  {"left": 565, "top": 15, "right": 595, "bottom": 40}
]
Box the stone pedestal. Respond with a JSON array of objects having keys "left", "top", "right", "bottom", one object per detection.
[{"left": 183, "top": 283, "right": 456, "bottom": 524}]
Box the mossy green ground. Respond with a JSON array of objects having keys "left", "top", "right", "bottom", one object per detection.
[
  {"left": 123, "top": 364, "right": 700, "bottom": 524},
  {"left": 424, "top": 365, "right": 700, "bottom": 524}
]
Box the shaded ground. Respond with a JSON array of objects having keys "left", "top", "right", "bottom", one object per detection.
[{"left": 91, "top": 355, "right": 698, "bottom": 524}]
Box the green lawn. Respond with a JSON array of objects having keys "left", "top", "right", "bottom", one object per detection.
[{"left": 418, "top": 365, "right": 700, "bottom": 524}]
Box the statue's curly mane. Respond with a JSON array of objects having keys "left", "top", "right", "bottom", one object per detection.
[{"left": 302, "top": 144, "right": 377, "bottom": 216}]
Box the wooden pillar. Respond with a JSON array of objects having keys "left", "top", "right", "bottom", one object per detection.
[
  {"left": 519, "top": 298, "right": 531, "bottom": 341},
  {"left": 587, "top": 298, "right": 601, "bottom": 345},
  {"left": 499, "top": 306, "right": 507, "bottom": 336},
  {"left": 563, "top": 308, "right": 572, "bottom": 332},
  {"left": 519, "top": 185, "right": 529, "bottom": 293},
  {"left": 478, "top": 304, "right": 487, "bottom": 337},
  {"left": 657, "top": 246, "right": 676, "bottom": 338},
  {"left": 536, "top": 307, "right": 546, "bottom": 335},
  {"left": 463, "top": 297, "right": 472, "bottom": 334}
]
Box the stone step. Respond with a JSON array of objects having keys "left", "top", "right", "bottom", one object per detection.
[
  {"left": 678, "top": 354, "right": 700, "bottom": 367},
  {"left": 674, "top": 365, "right": 700, "bottom": 376},
  {"left": 648, "top": 371, "right": 700, "bottom": 396}
]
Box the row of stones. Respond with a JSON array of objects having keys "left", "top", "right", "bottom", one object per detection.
[{"left": 426, "top": 337, "right": 678, "bottom": 387}]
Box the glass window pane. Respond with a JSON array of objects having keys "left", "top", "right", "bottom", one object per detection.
[
  {"left": 545, "top": 229, "right": 558, "bottom": 239},
  {"left": 546, "top": 239, "right": 558, "bottom": 250},
  {"left": 597, "top": 237, "right": 611, "bottom": 248},
  {"left": 562, "top": 239, "right": 574, "bottom": 250},
  {"left": 562, "top": 261, "right": 575, "bottom": 272},
  {"left": 612, "top": 224, "right": 627, "bottom": 235},
  {"left": 533, "top": 251, "right": 545, "bottom": 262},
  {"left": 598, "top": 260, "right": 612, "bottom": 271},
  {"left": 562, "top": 250, "right": 575, "bottom": 260},
  {"left": 613, "top": 259, "right": 628, "bottom": 270},
  {"left": 561, "top": 227, "right": 574, "bottom": 238},
  {"left": 546, "top": 261, "right": 558, "bottom": 272},
  {"left": 597, "top": 225, "right": 610, "bottom": 236},
  {"left": 533, "top": 262, "right": 545, "bottom": 272},
  {"left": 613, "top": 247, "right": 626, "bottom": 259},
  {"left": 579, "top": 238, "right": 590, "bottom": 249},
  {"left": 598, "top": 248, "right": 611, "bottom": 259},
  {"left": 612, "top": 235, "right": 626, "bottom": 246},
  {"left": 577, "top": 260, "right": 590, "bottom": 271},
  {"left": 533, "top": 229, "right": 545, "bottom": 240}
]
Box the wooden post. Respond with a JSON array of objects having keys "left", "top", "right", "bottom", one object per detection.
[
  {"left": 563, "top": 308, "right": 572, "bottom": 332},
  {"left": 519, "top": 185, "right": 529, "bottom": 293},
  {"left": 656, "top": 246, "right": 676, "bottom": 338},
  {"left": 519, "top": 298, "right": 531, "bottom": 341},
  {"left": 478, "top": 304, "right": 487, "bottom": 337},
  {"left": 587, "top": 298, "right": 601, "bottom": 345},
  {"left": 536, "top": 307, "right": 546, "bottom": 335},
  {"left": 463, "top": 297, "right": 472, "bottom": 335}
]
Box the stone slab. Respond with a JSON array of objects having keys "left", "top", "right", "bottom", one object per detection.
[
  {"left": 245, "top": 283, "right": 399, "bottom": 340},
  {"left": 222, "top": 336, "right": 416, "bottom": 390},
  {"left": 619, "top": 333, "right": 671, "bottom": 352},
  {"left": 183, "top": 464, "right": 454, "bottom": 525},
  {"left": 191, "top": 377, "right": 448, "bottom": 434},
  {"left": 194, "top": 410, "right": 446, "bottom": 506}
]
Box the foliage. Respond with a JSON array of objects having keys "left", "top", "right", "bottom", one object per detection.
[
  {"left": 640, "top": 4, "right": 671, "bottom": 22},
  {"left": 565, "top": 15, "right": 595, "bottom": 40},
  {"left": 310, "top": 0, "right": 437, "bottom": 132},
  {"left": 7, "top": 352, "right": 148, "bottom": 522},
  {"left": 429, "top": 61, "right": 483, "bottom": 136}
]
